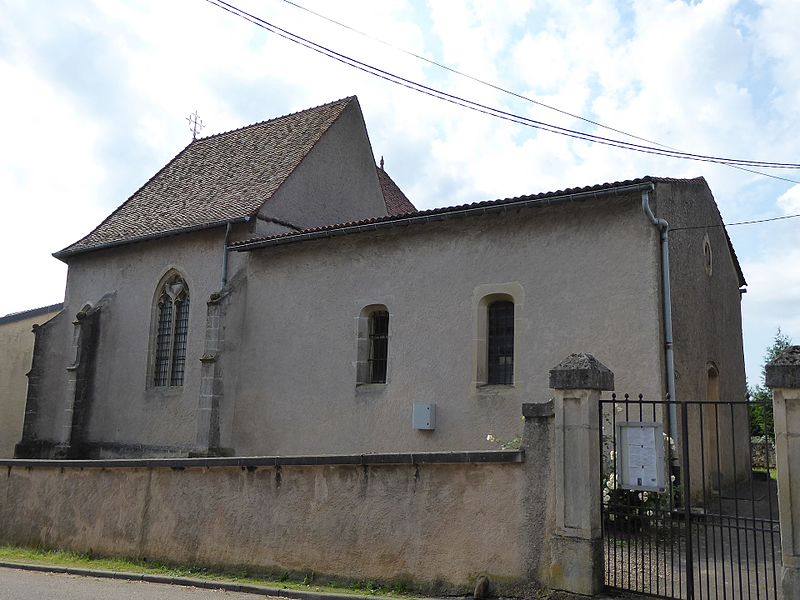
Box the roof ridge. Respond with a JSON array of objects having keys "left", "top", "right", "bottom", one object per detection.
[
  {"left": 646, "top": 175, "right": 706, "bottom": 184},
  {"left": 194, "top": 96, "right": 355, "bottom": 144}
]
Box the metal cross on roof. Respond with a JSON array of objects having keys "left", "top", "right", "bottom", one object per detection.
[{"left": 186, "top": 110, "right": 205, "bottom": 141}]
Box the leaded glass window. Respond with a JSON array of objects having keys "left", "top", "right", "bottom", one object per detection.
[{"left": 152, "top": 274, "right": 190, "bottom": 387}]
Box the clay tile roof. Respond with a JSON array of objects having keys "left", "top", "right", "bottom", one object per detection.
[
  {"left": 232, "top": 176, "right": 666, "bottom": 250},
  {"left": 377, "top": 166, "right": 416, "bottom": 215},
  {"left": 55, "top": 97, "right": 356, "bottom": 259}
]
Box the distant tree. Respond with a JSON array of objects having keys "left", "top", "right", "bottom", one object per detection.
[{"left": 748, "top": 328, "right": 792, "bottom": 439}]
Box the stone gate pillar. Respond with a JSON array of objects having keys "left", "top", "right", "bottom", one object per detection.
[
  {"left": 766, "top": 345, "right": 800, "bottom": 598},
  {"left": 546, "top": 353, "right": 613, "bottom": 596}
]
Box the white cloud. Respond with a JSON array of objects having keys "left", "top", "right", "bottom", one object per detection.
[
  {"left": 777, "top": 184, "right": 800, "bottom": 214},
  {"left": 0, "top": 54, "right": 108, "bottom": 314},
  {"left": 741, "top": 244, "right": 800, "bottom": 380}
]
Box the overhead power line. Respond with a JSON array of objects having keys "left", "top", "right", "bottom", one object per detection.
[
  {"left": 671, "top": 212, "right": 800, "bottom": 231},
  {"left": 204, "top": 0, "right": 800, "bottom": 174},
  {"left": 275, "top": 0, "right": 799, "bottom": 186},
  {"left": 278, "top": 0, "right": 666, "bottom": 148}
]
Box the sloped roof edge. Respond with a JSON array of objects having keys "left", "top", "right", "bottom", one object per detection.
[
  {"left": 54, "top": 217, "right": 250, "bottom": 261},
  {"left": 0, "top": 303, "right": 64, "bottom": 326},
  {"left": 196, "top": 96, "right": 356, "bottom": 144},
  {"left": 695, "top": 176, "right": 747, "bottom": 287},
  {"left": 54, "top": 137, "right": 196, "bottom": 259},
  {"left": 231, "top": 175, "right": 745, "bottom": 287},
  {"left": 377, "top": 166, "right": 416, "bottom": 215},
  {"left": 232, "top": 177, "right": 661, "bottom": 251},
  {"left": 55, "top": 96, "right": 357, "bottom": 260}
]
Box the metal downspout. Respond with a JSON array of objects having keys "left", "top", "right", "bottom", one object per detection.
[
  {"left": 221, "top": 222, "right": 233, "bottom": 289},
  {"left": 641, "top": 189, "right": 679, "bottom": 442}
]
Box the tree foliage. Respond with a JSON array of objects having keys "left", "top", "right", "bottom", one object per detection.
[{"left": 748, "top": 328, "right": 792, "bottom": 438}]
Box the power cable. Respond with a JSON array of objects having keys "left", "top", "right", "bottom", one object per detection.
[
  {"left": 278, "top": 0, "right": 668, "bottom": 148},
  {"left": 276, "top": 0, "right": 800, "bottom": 186},
  {"left": 671, "top": 212, "right": 800, "bottom": 231},
  {"left": 204, "top": 0, "right": 800, "bottom": 174}
]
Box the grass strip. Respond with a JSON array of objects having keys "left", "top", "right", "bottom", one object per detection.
[
  {"left": 752, "top": 467, "right": 778, "bottom": 481},
  {"left": 0, "top": 545, "right": 418, "bottom": 598}
]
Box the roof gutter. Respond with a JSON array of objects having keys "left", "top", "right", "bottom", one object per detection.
[
  {"left": 54, "top": 217, "right": 251, "bottom": 263},
  {"left": 641, "top": 188, "right": 679, "bottom": 449},
  {"left": 232, "top": 181, "right": 656, "bottom": 252}
]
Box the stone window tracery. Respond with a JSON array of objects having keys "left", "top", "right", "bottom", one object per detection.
[{"left": 152, "top": 273, "right": 190, "bottom": 387}]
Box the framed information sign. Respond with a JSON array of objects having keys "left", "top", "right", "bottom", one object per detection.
[{"left": 615, "top": 421, "right": 666, "bottom": 492}]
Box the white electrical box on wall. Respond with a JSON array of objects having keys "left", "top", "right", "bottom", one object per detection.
[{"left": 412, "top": 402, "right": 435, "bottom": 430}]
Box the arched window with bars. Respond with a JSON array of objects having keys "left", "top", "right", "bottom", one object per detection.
[
  {"left": 473, "top": 288, "right": 520, "bottom": 387},
  {"left": 487, "top": 299, "right": 514, "bottom": 385},
  {"left": 151, "top": 272, "right": 190, "bottom": 387},
  {"left": 356, "top": 305, "right": 390, "bottom": 385}
]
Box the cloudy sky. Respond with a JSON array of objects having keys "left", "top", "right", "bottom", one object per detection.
[{"left": 1, "top": 0, "right": 798, "bottom": 385}]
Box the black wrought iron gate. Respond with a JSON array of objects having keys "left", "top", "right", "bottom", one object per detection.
[{"left": 600, "top": 395, "right": 781, "bottom": 599}]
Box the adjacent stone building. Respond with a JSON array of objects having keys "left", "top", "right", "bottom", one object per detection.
[
  {"left": 14, "top": 96, "right": 747, "bottom": 459},
  {"left": 0, "top": 303, "right": 62, "bottom": 457}
]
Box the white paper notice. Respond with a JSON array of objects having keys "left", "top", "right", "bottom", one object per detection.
[{"left": 617, "top": 422, "right": 664, "bottom": 491}]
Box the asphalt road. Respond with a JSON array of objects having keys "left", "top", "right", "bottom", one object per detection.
[{"left": 0, "top": 567, "right": 278, "bottom": 600}]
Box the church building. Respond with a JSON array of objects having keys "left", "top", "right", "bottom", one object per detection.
[{"left": 15, "top": 96, "right": 747, "bottom": 459}]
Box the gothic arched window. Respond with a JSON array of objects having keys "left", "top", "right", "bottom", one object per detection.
[{"left": 152, "top": 273, "right": 190, "bottom": 387}]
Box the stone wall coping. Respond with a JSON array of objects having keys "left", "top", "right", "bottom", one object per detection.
[
  {"left": 522, "top": 400, "right": 554, "bottom": 418},
  {"left": 0, "top": 450, "right": 524, "bottom": 469},
  {"left": 765, "top": 345, "right": 800, "bottom": 389},
  {"left": 549, "top": 352, "right": 614, "bottom": 391}
]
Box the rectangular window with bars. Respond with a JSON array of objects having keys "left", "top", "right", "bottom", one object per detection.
[
  {"left": 368, "top": 310, "right": 389, "bottom": 384},
  {"left": 487, "top": 300, "right": 514, "bottom": 385}
]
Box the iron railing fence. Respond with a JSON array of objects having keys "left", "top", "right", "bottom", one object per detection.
[{"left": 600, "top": 395, "right": 780, "bottom": 600}]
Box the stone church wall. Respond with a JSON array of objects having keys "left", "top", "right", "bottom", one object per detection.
[
  {"left": 14, "top": 181, "right": 747, "bottom": 461},
  {"left": 231, "top": 192, "right": 666, "bottom": 455},
  {"left": 654, "top": 179, "right": 750, "bottom": 498},
  {"left": 18, "top": 227, "right": 249, "bottom": 457}
]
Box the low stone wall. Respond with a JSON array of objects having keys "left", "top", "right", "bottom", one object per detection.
[
  {"left": 0, "top": 450, "right": 546, "bottom": 595},
  {"left": 2, "top": 355, "right": 633, "bottom": 597}
]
